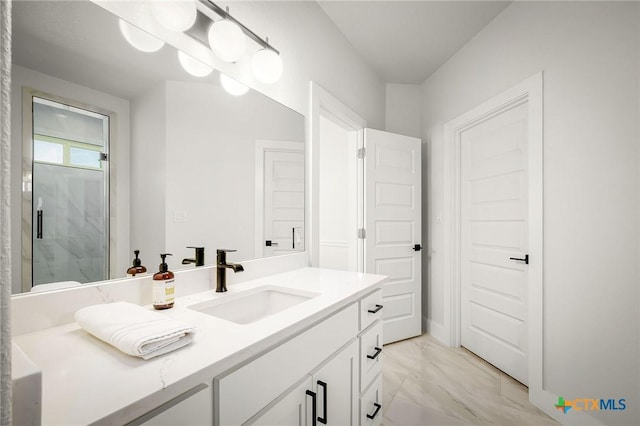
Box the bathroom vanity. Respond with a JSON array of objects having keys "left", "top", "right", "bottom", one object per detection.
[{"left": 11, "top": 263, "right": 386, "bottom": 425}]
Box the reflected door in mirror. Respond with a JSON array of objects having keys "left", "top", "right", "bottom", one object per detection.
[
  {"left": 29, "top": 96, "right": 110, "bottom": 289},
  {"left": 260, "top": 143, "right": 304, "bottom": 257}
]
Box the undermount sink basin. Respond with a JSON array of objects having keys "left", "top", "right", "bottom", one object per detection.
[{"left": 189, "top": 286, "right": 320, "bottom": 325}]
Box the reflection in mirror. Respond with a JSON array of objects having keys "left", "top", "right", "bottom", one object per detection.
[{"left": 11, "top": 1, "right": 305, "bottom": 295}]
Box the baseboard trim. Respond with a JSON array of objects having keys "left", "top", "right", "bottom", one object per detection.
[{"left": 426, "top": 319, "right": 448, "bottom": 345}]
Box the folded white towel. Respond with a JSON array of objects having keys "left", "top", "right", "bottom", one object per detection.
[{"left": 75, "top": 302, "right": 196, "bottom": 360}]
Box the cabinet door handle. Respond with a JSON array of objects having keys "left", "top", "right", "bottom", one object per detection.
[
  {"left": 367, "top": 347, "right": 382, "bottom": 360},
  {"left": 306, "top": 390, "right": 317, "bottom": 426},
  {"left": 317, "top": 380, "right": 327, "bottom": 424},
  {"left": 367, "top": 304, "right": 383, "bottom": 314},
  {"left": 366, "top": 402, "right": 382, "bottom": 420}
]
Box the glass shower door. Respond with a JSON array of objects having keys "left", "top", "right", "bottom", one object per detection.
[{"left": 31, "top": 96, "right": 109, "bottom": 287}]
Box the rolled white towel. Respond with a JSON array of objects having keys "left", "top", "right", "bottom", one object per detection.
[{"left": 75, "top": 302, "right": 196, "bottom": 360}]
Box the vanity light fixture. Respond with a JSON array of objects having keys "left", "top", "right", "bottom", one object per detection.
[
  {"left": 208, "top": 17, "right": 246, "bottom": 63},
  {"left": 252, "top": 42, "right": 283, "bottom": 84},
  {"left": 119, "top": 18, "right": 164, "bottom": 53},
  {"left": 220, "top": 73, "right": 249, "bottom": 96},
  {"left": 119, "top": 0, "right": 283, "bottom": 84},
  {"left": 151, "top": 0, "right": 198, "bottom": 33},
  {"left": 198, "top": 1, "right": 283, "bottom": 83},
  {"left": 178, "top": 50, "right": 214, "bottom": 77}
]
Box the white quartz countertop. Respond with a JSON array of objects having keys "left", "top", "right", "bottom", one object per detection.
[{"left": 13, "top": 267, "right": 386, "bottom": 425}]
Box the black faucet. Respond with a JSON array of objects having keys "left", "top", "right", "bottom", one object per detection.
[
  {"left": 182, "top": 246, "right": 205, "bottom": 267},
  {"left": 216, "top": 249, "right": 244, "bottom": 292}
]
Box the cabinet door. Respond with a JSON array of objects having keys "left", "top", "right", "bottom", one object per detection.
[
  {"left": 249, "top": 377, "right": 312, "bottom": 426},
  {"left": 360, "top": 374, "right": 383, "bottom": 426},
  {"left": 312, "top": 340, "right": 359, "bottom": 426}
]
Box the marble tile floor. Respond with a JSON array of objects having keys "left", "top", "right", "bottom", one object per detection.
[{"left": 381, "top": 334, "right": 558, "bottom": 426}]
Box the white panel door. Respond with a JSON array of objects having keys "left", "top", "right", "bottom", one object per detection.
[
  {"left": 364, "top": 128, "right": 422, "bottom": 344},
  {"left": 263, "top": 150, "right": 305, "bottom": 257},
  {"left": 460, "top": 102, "right": 529, "bottom": 385}
]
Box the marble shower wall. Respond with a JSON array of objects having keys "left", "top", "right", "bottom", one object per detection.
[{"left": 31, "top": 163, "right": 107, "bottom": 286}]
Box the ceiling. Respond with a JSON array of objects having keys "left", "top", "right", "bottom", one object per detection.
[{"left": 317, "top": 1, "right": 511, "bottom": 84}]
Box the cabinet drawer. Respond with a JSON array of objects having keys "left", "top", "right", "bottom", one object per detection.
[
  {"left": 360, "top": 374, "right": 383, "bottom": 426},
  {"left": 131, "top": 384, "right": 212, "bottom": 426},
  {"left": 360, "top": 320, "right": 382, "bottom": 391},
  {"left": 216, "top": 303, "right": 358, "bottom": 426},
  {"left": 360, "top": 289, "right": 383, "bottom": 331}
]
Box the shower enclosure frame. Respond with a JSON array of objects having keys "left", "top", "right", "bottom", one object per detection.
[{"left": 21, "top": 87, "right": 113, "bottom": 292}]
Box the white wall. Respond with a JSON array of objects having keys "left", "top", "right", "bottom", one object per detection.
[
  {"left": 10, "top": 65, "right": 130, "bottom": 293},
  {"left": 130, "top": 82, "right": 167, "bottom": 272},
  {"left": 163, "top": 80, "right": 304, "bottom": 265},
  {"left": 130, "top": 80, "right": 304, "bottom": 269},
  {"left": 385, "top": 83, "right": 422, "bottom": 138},
  {"left": 422, "top": 2, "right": 639, "bottom": 423},
  {"left": 318, "top": 115, "right": 357, "bottom": 270}
]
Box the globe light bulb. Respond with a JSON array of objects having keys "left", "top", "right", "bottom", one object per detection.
[
  {"left": 220, "top": 74, "right": 249, "bottom": 96},
  {"left": 151, "top": 0, "right": 197, "bottom": 32},
  {"left": 252, "top": 48, "right": 283, "bottom": 84},
  {"left": 208, "top": 19, "right": 246, "bottom": 63},
  {"left": 178, "top": 51, "right": 213, "bottom": 77},
  {"left": 119, "top": 19, "right": 164, "bottom": 53}
]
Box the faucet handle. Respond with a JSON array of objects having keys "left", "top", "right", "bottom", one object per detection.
[
  {"left": 187, "top": 246, "right": 205, "bottom": 266},
  {"left": 216, "top": 249, "right": 237, "bottom": 254}
]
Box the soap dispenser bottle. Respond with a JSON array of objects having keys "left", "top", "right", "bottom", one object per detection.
[
  {"left": 126, "top": 250, "right": 147, "bottom": 277},
  {"left": 153, "top": 253, "right": 175, "bottom": 310}
]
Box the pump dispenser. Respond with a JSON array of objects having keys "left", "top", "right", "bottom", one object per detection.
[
  {"left": 126, "top": 250, "right": 147, "bottom": 277},
  {"left": 153, "top": 253, "right": 175, "bottom": 310}
]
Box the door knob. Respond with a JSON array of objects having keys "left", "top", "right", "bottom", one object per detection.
[
  {"left": 413, "top": 244, "right": 422, "bottom": 251},
  {"left": 509, "top": 254, "right": 529, "bottom": 264}
]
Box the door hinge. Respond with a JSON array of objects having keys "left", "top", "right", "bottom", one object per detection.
[
  {"left": 357, "top": 228, "right": 366, "bottom": 239},
  {"left": 357, "top": 147, "right": 366, "bottom": 159},
  {"left": 100, "top": 152, "right": 108, "bottom": 161}
]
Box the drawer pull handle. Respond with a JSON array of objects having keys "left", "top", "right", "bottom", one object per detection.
[
  {"left": 367, "top": 347, "right": 382, "bottom": 360},
  {"left": 317, "top": 380, "right": 327, "bottom": 424},
  {"left": 366, "top": 402, "right": 382, "bottom": 420},
  {"left": 306, "top": 390, "right": 317, "bottom": 426},
  {"left": 367, "top": 304, "right": 383, "bottom": 314}
]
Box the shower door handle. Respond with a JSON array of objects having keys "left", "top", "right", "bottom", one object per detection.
[{"left": 36, "top": 210, "right": 43, "bottom": 239}]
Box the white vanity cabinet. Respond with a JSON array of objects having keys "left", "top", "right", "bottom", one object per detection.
[
  {"left": 205, "top": 287, "right": 385, "bottom": 426},
  {"left": 215, "top": 303, "right": 359, "bottom": 426},
  {"left": 250, "top": 340, "right": 359, "bottom": 426},
  {"left": 358, "top": 289, "right": 384, "bottom": 426}
]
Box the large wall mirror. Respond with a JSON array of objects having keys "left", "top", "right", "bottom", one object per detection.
[{"left": 11, "top": 0, "right": 305, "bottom": 295}]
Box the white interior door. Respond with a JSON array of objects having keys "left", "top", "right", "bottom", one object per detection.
[
  {"left": 460, "top": 102, "right": 529, "bottom": 385},
  {"left": 262, "top": 149, "right": 305, "bottom": 257},
  {"left": 364, "top": 128, "right": 422, "bottom": 344}
]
